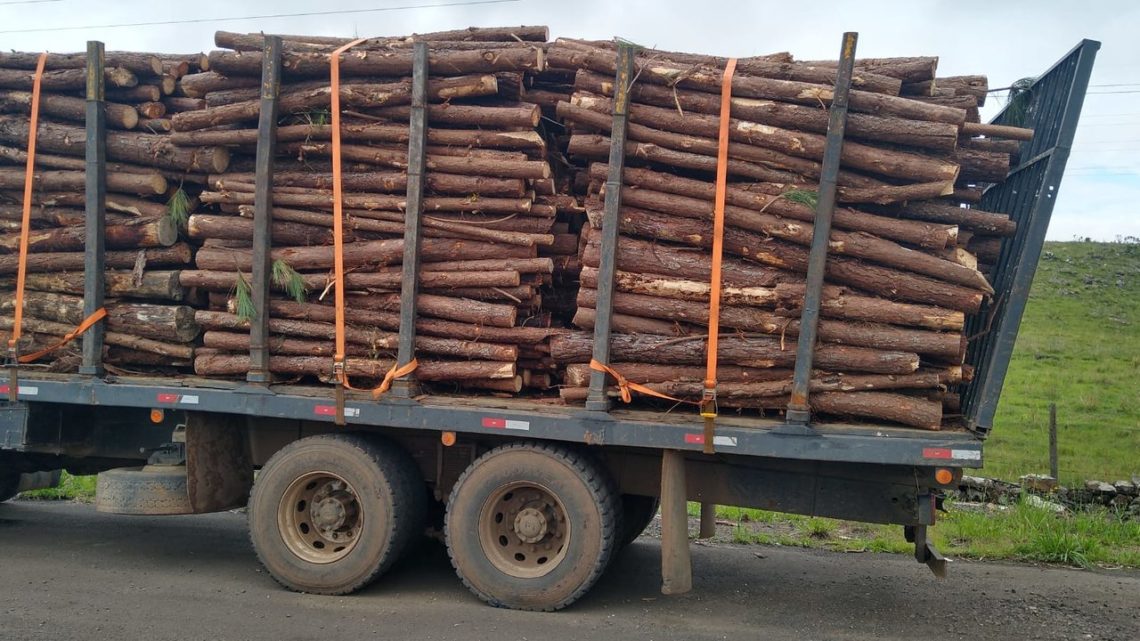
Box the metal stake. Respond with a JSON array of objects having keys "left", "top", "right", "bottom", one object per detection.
[{"left": 79, "top": 41, "right": 106, "bottom": 376}]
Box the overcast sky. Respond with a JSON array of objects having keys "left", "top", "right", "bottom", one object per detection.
[{"left": 2, "top": 0, "right": 1137, "bottom": 241}]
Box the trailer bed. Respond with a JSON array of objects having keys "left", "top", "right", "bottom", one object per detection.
[{"left": 5, "top": 371, "right": 981, "bottom": 467}]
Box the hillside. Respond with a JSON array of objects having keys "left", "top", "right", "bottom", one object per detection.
[{"left": 985, "top": 241, "right": 1140, "bottom": 483}]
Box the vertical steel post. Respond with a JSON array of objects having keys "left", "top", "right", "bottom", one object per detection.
[
  {"left": 79, "top": 41, "right": 106, "bottom": 376},
  {"left": 585, "top": 44, "right": 636, "bottom": 412},
  {"left": 784, "top": 33, "right": 858, "bottom": 427},
  {"left": 247, "top": 36, "right": 282, "bottom": 384},
  {"left": 660, "top": 449, "right": 692, "bottom": 595},
  {"left": 390, "top": 42, "right": 429, "bottom": 399}
]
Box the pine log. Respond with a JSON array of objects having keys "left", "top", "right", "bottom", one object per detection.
[
  {"left": 106, "top": 85, "right": 163, "bottom": 103},
  {"left": 0, "top": 203, "right": 85, "bottom": 227},
  {"left": 575, "top": 70, "right": 958, "bottom": 152},
  {"left": 0, "top": 90, "right": 139, "bottom": 130},
  {"left": 562, "top": 363, "right": 794, "bottom": 387},
  {"left": 11, "top": 190, "right": 170, "bottom": 218},
  {"left": 550, "top": 332, "right": 920, "bottom": 374},
  {"left": 577, "top": 288, "right": 964, "bottom": 359},
  {"left": 199, "top": 188, "right": 534, "bottom": 216},
  {"left": 0, "top": 116, "right": 229, "bottom": 173},
  {"left": 580, "top": 232, "right": 787, "bottom": 288},
  {"left": 281, "top": 142, "right": 550, "bottom": 179},
  {"left": 0, "top": 243, "right": 192, "bottom": 274},
  {"left": 0, "top": 316, "right": 193, "bottom": 359},
  {"left": 571, "top": 93, "right": 960, "bottom": 184},
  {"left": 959, "top": 122, "right": 1034, "bottom": 141},
  {"left": 0, "top": 51, "right": 161, "bottom": 75},
  {"left": 215, "top": 26, "right": 550, "bottom": 50},
  {"left": 179, "top": 268, "right": 519, "bottom": 292},
  {"left": 171, "top": 75, "right": 498, "bottom": 131},
  {"left": 578, "top": 266, "right": 964, "bottom": 331},
  {"left": 797, "top": 56, "right": 939, "bottom": 83},
  {"left": 415, "top": 257, "right": 553, "bottom": 274},
  {"left": 162, "top": 97, "right": 207, "bottom": 113},
  {"left": 545, "top": 45, "right": 965, "bottom": 124},
  {"left": 209, "top": 170, "right": 526, "bottom": 197},
  {"left": 560, "top": 106, "right": 883, "bottom": 188},
  {"left": 615, "top": 187, "right": 990, "bottom": 292},
  {"left": 177, "top": 72, "right": 260, "bottom": 98},
  {"left": 359, "top": 103, "right": 541, "bottom": 128},
  {"left": 1, "top": 292, "right": 198, "bottom": 343},
  {"left": 0, "top": 168, "right": 166, "bottom": 195},
  {"left": 592, "top": 163, "right": 957, "bottom": 249},
  {"left": 0, "top": 217, "right": 177, "bottom": 253},
  {"left": 173, "top": 121, "right": 545, "bottom": 152},
  {"left": 638, "top": 371, "right": 950, "bottom": 400},
  {"left": 835, "top": 181, "right": 957, "bottom": 205},
  {"left": 187, "top": 214, "right": 335, "bottom": 246},
  {"left": 0, "top": 67, "right": 137, "bottom": 91},
  {"left": 809, "top": 391, "right": 942, "bottom": 430},
  {"left": 347, "top": 293, "right": 517, "bottom": 328},
  {"left": 193, "top": 310, "right": 517, "bottom": 361},
  {"left": 207, "top": 47, "right": 545, "bottom": 79},
  {"left": 193, "top": 236, "right": 534, "bottom": 273},
  {"left": 193, "top": 354, "right": 515, "bottom": 381},
  {"left": 0, "top": 270, "right": 185, "bottom": 301},
  {"left": 892, "top": 201, "right": 1017, "bottom": 235},
  {"left": 255, "top": 299, "right": 565, "bottom": 345},
  {"left": 571, "top": 306, "right": 698, "bottom": 336}
]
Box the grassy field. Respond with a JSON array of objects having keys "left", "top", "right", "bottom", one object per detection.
[
  {"left": 984, "top": 241, "right": 1140, "bottom": 484},
  {"left": 694, "top": 500, "right": 1140, "bottom": 568}
]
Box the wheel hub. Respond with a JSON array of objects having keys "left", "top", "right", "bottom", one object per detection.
[
  {"left": 514, "top": 507, "right": 548, "bottom": 543},
  {"left": 278, "top": 472, "right": 363, "bottom": 564}
]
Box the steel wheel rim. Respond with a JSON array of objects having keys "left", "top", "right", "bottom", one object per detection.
[
  {"left": 278, "top": 471, "right": 363, "bottom": 564},
  {"left": 478, "top": 481, "right": 570, "bottom": 579}
]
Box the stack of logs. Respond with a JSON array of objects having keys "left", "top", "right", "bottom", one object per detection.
[
  {"left": 0, "top": 50, "right": 216, "bottom": 371},
  {"left": 170, "top": 27, "right": 574, "bottom": 393},
  {"left": 0, "top": 28, "right": 1034, "bottom": 429},
  {"left": 543, "top": 39, "right": 1032, "bottom": 429}
]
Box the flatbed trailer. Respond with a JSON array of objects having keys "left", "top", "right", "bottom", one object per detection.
[{"left": 0, "top": 35, "right": 1098, "bottom": 611}]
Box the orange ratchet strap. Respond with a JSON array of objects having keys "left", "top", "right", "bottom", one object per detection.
[
  {"left": 589, "top": 359, "right": 694, "bottom": 406},
  {"left": 18, "top": 308, "right": 107, "bottom": 363},
  {"left": 6, "top": 53, "right": 49, "bottom": 371},
  {"left": 327, "top": 39, "right": 418, "bottom": 410},
  {"left": 700, "top": 58, "right": 737, "bottom": 453}
]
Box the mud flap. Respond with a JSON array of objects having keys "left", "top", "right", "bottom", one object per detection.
[{"left": 185, "top": 412, "right": 252, "bottom": 513}]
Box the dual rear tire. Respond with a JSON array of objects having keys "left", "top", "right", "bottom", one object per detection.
[{"left": 249, "top": 436, "right": 626, "bottom": 611}]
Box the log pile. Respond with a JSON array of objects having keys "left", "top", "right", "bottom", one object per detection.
[
  {"left": 542, "top": 39, "right": 1032, "bottom": 429},
  {"left": 0, "top": 28, "right": 1035, "bottom": 430},
  {"left": 172, "top": 27, "right": 571, "bottom": 393},
  {"left": 0, "top": 50, "right": 212, "bottom": 372}
]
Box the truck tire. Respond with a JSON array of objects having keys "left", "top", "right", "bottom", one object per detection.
[
  {"left": 0, "top": 472, "right": 19, "bottom": 503},
  {"left": 95, "top": 466, "right": 193, "bottom": 515},
  {"left": 618, "top": 494, "right": 660, "bottom": 548},
  {"left": 248, "top": 433, "right": 427, "bottom": 596},
  {"left": 445, "top": 443, "right": 619, "bottom": 611}
]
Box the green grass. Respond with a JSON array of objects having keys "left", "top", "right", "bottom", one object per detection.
[
  {"left": 19, "top": 471, "right": 96, "bottom": 502},
  {"left": 985, "top": 241, "right": 1140, "bottom": 484},
  {"left": 703, "top": 501, "right": 1140, "bottom": 567}
]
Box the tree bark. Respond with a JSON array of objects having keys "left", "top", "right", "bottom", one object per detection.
[
  {"left": 171, "top": 75, "right": 499, "bottom": 131},
  {"left": 0, "top": 90, "right": 139, "bottom": 130},
  {"left": 0, "top": 115, "right": 229, "bottom": 173},
  {"left": 574, "top": 70, "right": 958, "bottom": 152},
  {"left": 362, "top": 103, "right": 540, "bottom": 128},
  {"left": 193, "top": 353, "right": 515, "bottom": 381},
  {"left": 0, "top": 316, "right": 193, "bottom": 359},
  {"left": 550, "top": 332, "right": 920, "bottom": 374},
  {"left": 0, "top": 67, "right": 137, "bottom": 91},
  {"left": 0, "top": 270, "right": 185, "bottom": 301},
  {"left": 0, "top": 243, "right": 193, "bottom": 274},
  {"left": 2, "top": 291, "right": 199, "bottom": 343},
  {"left": 208, "top": 170, "right": 525, "bottom": 197},
  {"left": 207, "top": 47, "right": 545, "bottom": 79},
  {"left": 0, "top": 167, "right": 166, "bottom": 195},
  {"left": 0, "top": 217, "right": 177, "bottom": 253},
  {"left": 591, "top": 163, "right": 957, "bottom": 249}
]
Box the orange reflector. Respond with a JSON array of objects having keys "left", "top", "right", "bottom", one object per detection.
[
  {"left": 441, "top": 431, "right": 457, "bottom": 447},
  {"left": 149, "top": 409, "right": 164, "bottom": 424},
  {"left": 934, "top": 468, "right": 954, "bottom": 485}
]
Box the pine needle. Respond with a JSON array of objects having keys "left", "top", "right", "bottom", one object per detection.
[
  {"left": 234, "top": 272, "right": 256, "bottom": 322},
  {"left": 1005, "top": 77, "right": 1036, "bottom": 127},
  {"left": 272, "top": 259, "right": 308, "bottom": 303},
  {"left": 782, "top": 189, "right": 819, "bottom": 209},
  {"left": 166, "top": 186, "right": 191, "bottom": 228}
]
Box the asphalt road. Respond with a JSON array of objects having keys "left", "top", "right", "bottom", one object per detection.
[{"left": 0, "top": 502, "right": 1136, "bottom": 641}]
